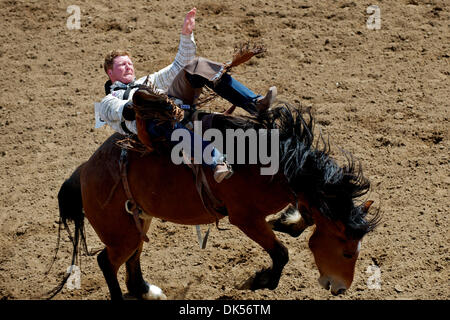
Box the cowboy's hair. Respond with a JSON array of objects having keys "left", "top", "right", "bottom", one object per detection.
[{"left": 103, "top": 50, "right": 131, "bottom": 74}]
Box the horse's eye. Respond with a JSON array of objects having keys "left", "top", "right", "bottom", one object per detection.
[{"left": 343, "top": 253, "right": 353, "bottom": 259}]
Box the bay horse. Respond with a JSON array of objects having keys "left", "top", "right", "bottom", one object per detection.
[{"left": 50, "top": 98, "right": 379, "bottom": 300}]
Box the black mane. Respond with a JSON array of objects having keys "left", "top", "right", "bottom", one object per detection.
[{"left": 212, "top": 104, "right": 380, "bottom": 238}]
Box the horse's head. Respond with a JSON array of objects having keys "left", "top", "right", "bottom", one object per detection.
[
  {"left": 266, "top": 104, "right": 380, "bottom": 295},
  {"left": 306, "top": 200, "right": 375, "bottom": 295}
]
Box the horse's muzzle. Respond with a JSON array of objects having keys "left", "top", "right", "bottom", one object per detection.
[{"left": 318, "top": 275, "right": 347, "bottom": 296}]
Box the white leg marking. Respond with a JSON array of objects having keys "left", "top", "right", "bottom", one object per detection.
[
  {"left": 142, "top": 282, "right": 167, "bottom": 300},
  {"left": 284, "top": 208, "right": 301, "bottom": 224}
]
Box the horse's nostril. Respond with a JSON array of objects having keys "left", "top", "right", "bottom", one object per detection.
[
  {"left": 319, "top": 278, "right": 331, "bottom": 290},
  {"left": 332, "top": 288, "right": 346, "bottom": 296}
]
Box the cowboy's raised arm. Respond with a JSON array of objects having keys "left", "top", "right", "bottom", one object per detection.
[
  {"left": 146, "top": 8, "right": 197, "bottom": 91},
  {"left": 181, "top": 7, "right": 196, "bottom": 36}
]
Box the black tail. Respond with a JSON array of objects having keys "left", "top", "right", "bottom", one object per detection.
[{"left": 45, "top": 164, "right": 89, "bottom": 299}]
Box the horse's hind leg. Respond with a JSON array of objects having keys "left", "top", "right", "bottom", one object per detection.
[
  {"left": 125, "top": 241, "right": 167, "bottom": 300},
  {"left": 97, "top": 237, "right": 148, "bottom": 300},
  {"left": 125, "top": 244, "right": 147, "bottom": 297},
  {"left": 125, "top": 217, "right": 167, "bottom": 300},
  {"left": 97, "top": 248, "right": 123, "bottom": 300}
]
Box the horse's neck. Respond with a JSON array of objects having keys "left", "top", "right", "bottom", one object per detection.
[{"left": 231, "top": 168, "right": 295, "bottom": 215}]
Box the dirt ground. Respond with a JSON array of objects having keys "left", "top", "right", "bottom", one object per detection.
[{"left": 0, "top": 0, "right": 448, "bottom": 300}]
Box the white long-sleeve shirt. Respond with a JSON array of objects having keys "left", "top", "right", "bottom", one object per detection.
[{"left": 95, "top": 33, "right": 196, "bottom": 135}]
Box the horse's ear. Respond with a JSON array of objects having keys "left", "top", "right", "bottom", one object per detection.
[
  {"left": 132, "top": 89, "right": 147, "bottom": 106},
  {"left": 132, "top": 89, "right": 142, "bottom": 105},
  {"left": 132, "top": 89, "right": 156, "bottom": 106},
  {"left": 362, "top": 200, "right": 374, "bottom": 213}
]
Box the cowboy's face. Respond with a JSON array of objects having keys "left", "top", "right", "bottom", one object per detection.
[{"left": 108, "top": 55, "right": 135, "bottom": 84}]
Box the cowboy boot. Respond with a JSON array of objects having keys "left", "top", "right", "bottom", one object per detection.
[
  {"left": 255, "top": 86, "right": 277, "bottom": 112},
  {"left": 186, "top": 73, "right": 277, "bottom": 115},
  {"left": 213, "top": 161, "right": 234, "bottom": 183}
]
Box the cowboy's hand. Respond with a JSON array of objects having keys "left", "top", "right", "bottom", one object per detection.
[{"left": 181, "top": 7, "right": 196, "bottom": 35}]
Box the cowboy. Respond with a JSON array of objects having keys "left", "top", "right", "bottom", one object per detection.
[{"left": 96, "top": 8, "right": 277, "bottom": 182}]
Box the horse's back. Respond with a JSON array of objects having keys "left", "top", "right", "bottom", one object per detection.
[{"left": 80, "top": 133, "right": 218, "bottom": 229}]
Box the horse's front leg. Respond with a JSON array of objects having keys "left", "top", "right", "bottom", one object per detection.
[
  {"left": 230, "top": 215, "right": 289, "bottom": 290},
  {"left": 267, "top": 206, "right": 310, "bottom": 238}
]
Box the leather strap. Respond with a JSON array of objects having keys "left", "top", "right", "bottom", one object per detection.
[
  {"left": 119, "top": 149, "right": 149, "bottom": 242},
  {"left": 120, "top": 121, "right": 134, "bottom": 135}
]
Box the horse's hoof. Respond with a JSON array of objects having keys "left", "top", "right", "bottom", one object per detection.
[
  {"left": 237, "top": 274, "right": 255, "bottom": 290},
  {"left": 238, "top": 269, "right": 277, "bottom": 291},
  {"left": 142, "top": 283, "right": 167, "bottom": 300},
  {"left": 251, "top": 269, "right": 274, "bottom": 290}
]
